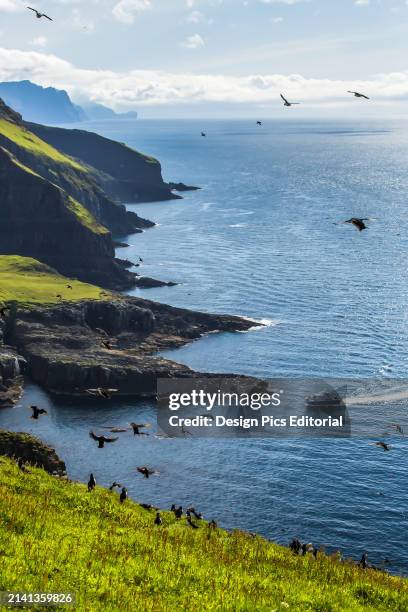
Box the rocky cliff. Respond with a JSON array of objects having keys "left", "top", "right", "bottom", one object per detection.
[
  {"left": 0, "top": 430, "right": 66, "bottom": 475},
  {"left": 26, "top": 122, "right": 180, "bottom": 202},
  {"left": 3, "top": 297, "right": 255, "bottom": 396}
]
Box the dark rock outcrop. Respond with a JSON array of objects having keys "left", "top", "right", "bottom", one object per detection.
[
  {"left": 0, "top": 429, "right": 66, "bottom": 475},
  {"left": 6, "top": 298, "right": 256, "bottom": 396},
  {"left": 168, "top": 182, "right": 200, "bottom": 192}
]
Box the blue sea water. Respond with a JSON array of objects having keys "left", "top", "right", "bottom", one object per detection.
[{"left": 1, "top": 119, "right": 407, "bottom": 573}]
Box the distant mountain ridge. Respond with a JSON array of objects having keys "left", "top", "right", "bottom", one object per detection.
[{"left": 0, "top": 80, "right": 137, "bottom": 124}]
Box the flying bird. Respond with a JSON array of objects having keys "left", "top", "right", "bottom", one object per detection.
[
  {"left": 256, "top": 121, "right": 262, "bottom": 126},
  {"left": 27, "top": 7, "right": 53, "bottom": 20},
  {"left": 348, "top": 91, "right": 370, "bottom": 100},
  {"left": 137, "top": 466, "right": 156, "bottom": 479},
  {"left": 86, "top": 388, "right": 119, "bottom": 400},
  {"left": 88, "top": 473, "right": 96, "bottom": 492},
  {"left": 89, "top": 431, "right": 119, "bottom": 448},
  {"left": 109, "top": 481, "right": 122, "bottom": 491},
  {"left": 391, "top": 423, "right": 404, "bottom": 435},
  {"left": 30, "top": 405, "right": 48, "bottom": 420},
  {"left": 120, "top": 487, "right": 128, "bottom": 504},
  {"left": 130, "top": 422, "right": 151, "bottom": 436},
  {"left": 343, "top": 218, "right": 369, "bottom": 232},
  {"left": 280, "top": 94, "right": 300, "bottom": 107},
  {"left": 201, "top": 132, "right": 206, "bottom": 137},
  {"left": 373, "top": 441, "right": 391, "bottom": 452}
]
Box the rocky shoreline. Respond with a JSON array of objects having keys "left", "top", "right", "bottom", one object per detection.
[
  {"left": 0, "top": 297, "right": 258, "bottom": 400},
  {"left": 0, "top": 429, "right": 66, "bottom": 475}
]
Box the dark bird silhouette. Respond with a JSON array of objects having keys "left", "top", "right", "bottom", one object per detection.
[
  {"left": 256, "top": 121, "right": 262, "bottom": 126},
  {"left": 66, "top": 285, "right": 73, "bottom": 289},
  {"left": 18, "top": 458, "right": 30, "bottom": 473},
  {"left": 86, "top": 388, "right": 119, "bottom": 400},
  {"left": 89, "top": 431, "right": 119, "bottom": 448},
  {"left": 391, "top": 423, "right": 404, "bottom": 435},
  {"left": 30, "top": 405, "right": 48, "bottom": 420},
  {"left": 360, "top": 553, "right": 369, "bottom": 569},
  {"left": 208, "top": 520, "right": 218, "bottom": 530},
  {"left": 187, "top": 507, "right": 203, "bottom": 520},
  {"left": 373, "top": 441, "right": 391, "bottom": 451},
  {"left": 154, "top": 512, "right": 163, "bottom": 526},
  {"left": 0, "top": 306, "right": 9, "bottom": 319},
  {"left": 289, "top": 538, "right": 302, "bottom": 555},
  {"left": 201, "top": 132, "right": 206, "bottom": 137},
  {"left": 88, "top": 473, "right": 96, "bottom": 491},
  {"left": 280, "top": 94, "right": 300, "bottom": 107},
  {"left": 120, "top": 487, "right": 128, "bottom": 504},
  {"left": 344, "top": 218, "right": 369, "bottom": 232},
  {"left": 137, "top": 466, "right": 156, "bottom": 478},
  {"left": 139, "top": 257, "right": 143, "bottom": 263},
  {"left": 109, "top": 481, "right": 122, "bottom": 491},
  {"left": 173, "top": 505, "right": 183, "bottom": 520},
  {"left": 27, "top": 7, "right": 53, "bottom": 20},
  {"left": 130, "top": 422, "right": 151, "bottom": 436},
  {"left": 140, "top": 503, "right": 159, "bottom": 511},
  {"left": 101, "top": 340, "right": 113, "bottom": 351},
  {"left": 56, "top": 294, "right": 63, "bottom": 300},
  {"left": 103, "top": 427, "right": 128, "bottom": 433},
  {"left": 187, "top": 516, "right": 199, "bottom": 529},
  {"left": 348, "top": 91, "right": 370, "bottom": 100}
]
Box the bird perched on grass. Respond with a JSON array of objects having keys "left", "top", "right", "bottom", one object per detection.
[
  {"left": 154, "top": 512, "right": 163, "bottom": 526},
  {"left": 348, "top": 91, "right": 370, "bottom": 100},
  {"left": 66, "top": 285, "right": 73, "bottom": 290},
  {"left": 373, "top": 441, "right": 391, "bottom": 451},
  {"left": 27, "top": 7, "right": 53, "bottom": 20},
  {"left": 86, "top": 388, "right": 119, "bottom": 400},
  {"left": 30, "top": 405, "right": 48, "bottom": 420},
  {"left": 187, "top": 507, "right": 203, "bottom": 520},
  {"left": 88, "top": 473, "right": 96, "bottom": 492},
  {"left": 187, "top": 516, "right": 199, "bottom": 529},
  {"left": 89, "top": 432, "right": 119, "bottom": 448},
  {"left": 137, "top": 466, "right": 156, "bottom": 479},
  {"left": 280, "top": 94, "right": 300, "bottom": 107},
  {"left": 109, "top": 481, "right": 122, "bottom": 491},
  {"left": 171, "top": 505, "right": 183, "bottom": 520},
  {"left": 360, "top": 553, "right": 369, "bottom": 569},
  {"left": 120, "top": 487, "right": 128, "bottom": 504},
  {"left": 208, "top": 520, "right": 218, "bottom": 530},
  {"left": 130, "top": 422, "right": 151, "bottom": 436},
  {"left": 18, "top": 458, "right": 30, "bottom": 473}
]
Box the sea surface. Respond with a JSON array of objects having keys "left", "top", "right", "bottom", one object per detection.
[{"left": 2, "top": 119, "right": 408, "bottom": 573}]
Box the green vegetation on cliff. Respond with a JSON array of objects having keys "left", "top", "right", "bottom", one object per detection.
[
  {"left": 0, "top": 458, "right": 406, "bottom": 611},
  {"left": 0, "top": 119, "right": 85, "bottom": 171},
  {"left": 0, "top": 256, "right": 106, "bottom": 306}
]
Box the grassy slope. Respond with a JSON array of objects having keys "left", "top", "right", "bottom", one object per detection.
[
  {"left": 0, "top": 459, "right": 406, "bottom": 611},
  {"left": 0, "top": 119, "right": 84, "bottom": 171},
  {"left": 0, "top": 256, "right": 106, "bottom": 306}
]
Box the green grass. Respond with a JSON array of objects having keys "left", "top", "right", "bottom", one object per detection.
[
  {"left": 0, "top": 119, "right": 85, "bottom": 172},
  {"left": 0, "top": 459, "right": 406, "bottom": 611},
  {"left": 67, "top": 196, "right": 109, "bottom": 235},
  {"left": 0, "top": 256, "right": 107, "bottom": 306}
]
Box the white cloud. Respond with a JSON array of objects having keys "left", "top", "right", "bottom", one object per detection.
[
  {"left": 30, "top": 36, "right": 48, "bottom": 48},
  {"left": 1, "top": 46, "right": 408, "bottom": 111},
  {"left": 0, "top": 0, "right": 23, "bottom": 13},
  {"left": 182, "top": 33, "right": 205, "bottom": 48},
  {"left": 354, "top": 0, "right": 370, "bottom": 5},
  {"left": 259, "top": 0, "right": 308, "bottom": 4},
  {"left": 186, "top": 10, "right": 213, "bottom": 24},
  {"left": 112, "top": 0, "right": 151, "bottom": 24}
]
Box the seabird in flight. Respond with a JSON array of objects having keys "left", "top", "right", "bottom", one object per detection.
[
  {"left": 89, "top": 431, "right": 119, "bottom": 448},
  {"left": 30, "top": 405, "right": 48, "bottom": 420},
  {"left": 27, "top": 7, "right": 53, "bottom": 21},
  {"left": 348, "top": 91, "right": 370, "bottom": 100},
  {"left": 280, "top": 94, "right": 300, "bottom": 107}
]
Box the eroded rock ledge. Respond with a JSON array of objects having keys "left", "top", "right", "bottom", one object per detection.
[
  {"left": 4, "top": 297, "right": 256, "bottom": 396},
  {"left": 0, "top": 429, "right": 66, "bottom": 475}
]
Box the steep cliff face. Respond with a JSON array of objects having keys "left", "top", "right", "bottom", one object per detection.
[
  {"left": 0, "top": 109, "right": 153, "bottom": 235},
  {"left": 0, "top": 148, "right": 136, "bottom": 289},
  {"left": 26, "top": 122, "right": 180, "bottom": 202},
  {"left": 0, "top": 430, "right": 66, "bottom": 475}
]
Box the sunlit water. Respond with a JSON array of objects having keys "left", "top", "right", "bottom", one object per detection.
[{"left": 1, "top": 119, "right": 407, "bottom": 573}]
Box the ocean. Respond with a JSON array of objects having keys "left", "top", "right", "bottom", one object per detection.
[{"left": 1, "top": 118, "right": 407, "bottom": 573}]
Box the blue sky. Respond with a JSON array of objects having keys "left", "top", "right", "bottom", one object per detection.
[{"left": 0, "top": 0, "right": 408, "bottom": 116}]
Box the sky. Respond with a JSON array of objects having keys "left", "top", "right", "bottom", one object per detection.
[{"left": 0, "top": 0, "right": 408, "bottom": 117}]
